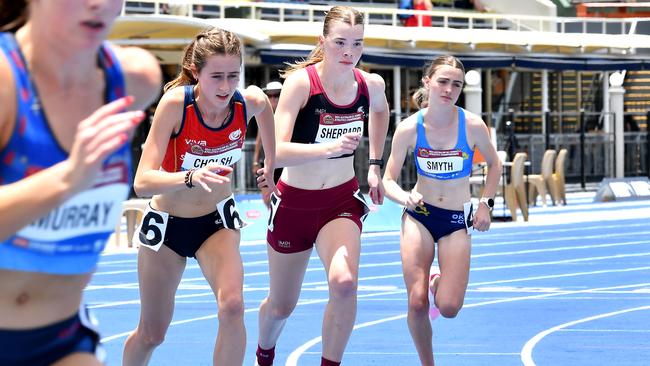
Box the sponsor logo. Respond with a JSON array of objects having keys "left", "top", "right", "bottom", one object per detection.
[
  {"left": 278, "top": 240, "right": 291, "bottom": 248},
  {"left": 338, "top": 212, "right": 353, "bottom": 217},
  {"left": 451, "top": 213, "right": 465, "bottom": 225},
  {"left": 357, "top": 106, "right": 365, "bottom": 114},
  {"left": 323, "top": 115, "right": 334, "bottom": 125},
  {"left": 229, "top": 129, "right": 242, "bottom": 141},
  {"left": 191, "top": 144, "right": 204, "bottom": 155},
  {"left": 314, "top": 108, "right": 326, "bottom": 115}
]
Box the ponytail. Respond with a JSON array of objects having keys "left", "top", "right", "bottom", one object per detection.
[
  {"left": 0, "top": 0, "right": 28, "bottom": 33},
  {"left": 164, "top": 40, "right": 198, "bottom": 92}
]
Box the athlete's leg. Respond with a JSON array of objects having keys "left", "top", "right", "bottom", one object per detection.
[
  {"left": 314, "top": 218, "right": 362, "bottom": 363},
  {"left": 195, "top": 228, "right": 245, "bottom": 366},
  {"left": 257, "top": 246, "right": 312, "bottom": 350},
  {"left": 122, "top": 245, "right": 186, "bottom": 366},
  {"left": 400, "top": 214, "right": 436, "bottom": 366},
  {"left": 52, "top": 353, "right": 102, "bottom": 366},
  {"left": 434, "top": 230, "right": 471, "bottom": 318}
]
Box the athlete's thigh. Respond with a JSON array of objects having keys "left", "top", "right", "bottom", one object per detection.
[
  {"left": 436, "top": 229, "right": 471, "bottom": 298},
  {"left": 137, "top": 244, "right": 186, "bottom": 324},
  {"left": 314, "top": 218, "right": 361, "bottom": 279},
  {"left": 400, "top": 214, "right": 435, "bottom": 291},
  {"left": 51, "top": 353, "right": 102, "bottom": 366},
  {"left": 195, "top": 228, "right": 243, "bottom": 295},
  {"left": 266, "top": 244, "right": 312, "bottom": 306}
]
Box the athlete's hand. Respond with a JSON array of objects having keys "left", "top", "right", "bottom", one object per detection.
[
  {"left": 328, "top": 132, "right": 361, "bottom": 157},
  {"left": 367, "top": 167, "right": 384, "bottom": 205},
  {"left": 65, "top": 96, "right": 144, "bottom": 191},
  {"left": 192, "top": 163, "right": 232, "bottom": 192},
  {"left": 256, "top": 166, "right": 276, "bottom": 208},
  {"left": 473, "top": 204, "right": 491, "bottom": 232},
  {"left": 404, "top": 190, "right": 424, "bottom": 211}
]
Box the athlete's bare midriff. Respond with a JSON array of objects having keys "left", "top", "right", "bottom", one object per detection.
[
  {"left": 281, "top": 156, "right": 356, "bottom": 190},
  {"left": 414, "top": 176, "right": 471, "bottom": 211},
  {"left": 0, "top": 270, "right": 91, "bottom": 329},
  {"left": 151, "top": 174, "right": 234, "bottom": 217}
]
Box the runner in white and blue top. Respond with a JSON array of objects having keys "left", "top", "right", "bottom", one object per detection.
[{"left": 382, "top": 55, "right": 502, "bottom": 366}]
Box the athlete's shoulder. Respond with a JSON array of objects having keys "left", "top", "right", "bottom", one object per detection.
[
  {"left": 0, "top": 46, "right": 16, "bottom": 146},
  {"left": 461, "top": 108, "right": 487, "bottom": 129},
  {"left": 109, "top": 43, "right": 162, "bottom": 110},
  {"left": 356, "top": 68, "right": 386, "bottom": 91},
  {"left": 396, "top": 112, "right": 419, "bottom": 134},
  {"left": 158, "top": 85, "right": 186, "bottom": 109}
]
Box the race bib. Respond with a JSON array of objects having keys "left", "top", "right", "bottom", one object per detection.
[
  {"left": 134, "top": 205, "right": 169, "bottom": 252},
  {"left": 17, "top": 163, "right": 129, "bottom": 246},
  {"left": 315, "top": 112, "right": 364, "bottom": 143},
  {"left": 267, "top": 192, "right": 281, "bottom": 232},
  {"left": 216, "top": 194, "right": 248, "bottom": 230},
  {"left": 416, "top": 148, "right": 464, "bottom": 175},
  {"left": 352, "top": 189, "right": 370, "bottom": 222},
  {"left": 463, "top": 201, "right": 474, "bottom": 235},
  {"left": 181, "top": 148, "right": 242, "bottom": 170}
]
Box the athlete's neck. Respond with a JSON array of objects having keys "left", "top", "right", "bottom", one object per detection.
[
  {"left": 15, "top": 24, "right": 100, "bottom": 92},
  {"left": 424, "top": 105, "right": 457, "bottom": 128},
  {"left": 194, "top": 87, "right": 231, "bottom": 128},
  {"left": 316, "top": 62, "right": 355, "bottom": 92}
]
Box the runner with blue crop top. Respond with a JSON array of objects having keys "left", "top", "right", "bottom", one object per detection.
[
  {"left": 122, "top": 27, "right": 276, "bottom": 366},
  {"left": 254, "top": 6, "right": 390, "bottom": 366},
  {"left": 383, "top": 55, "right": 502, "bottom": 366},
  {"left": 0, "top": 1, "right": 161, "bottom": 365}
]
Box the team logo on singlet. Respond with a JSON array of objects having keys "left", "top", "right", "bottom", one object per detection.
[
  {"left": 416, "top": 149, "right": 464, "bottom": 174},
  {"left": 191, "top": 144, "right": 204, "bottom": 155},
  {"left": 315, "top": 112, "right": 364, "bottom": 143},
  {"left": 229, "top": 129, "right": 242, "bottom": 141}
]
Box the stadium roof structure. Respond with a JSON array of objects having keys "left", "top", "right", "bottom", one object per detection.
[{"left": 109, "top": 14, "right": 650, "bottom": 70}]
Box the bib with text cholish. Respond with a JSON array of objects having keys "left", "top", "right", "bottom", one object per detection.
[{"left": 181, "top": 139, "right": 242, "bottom": 171}]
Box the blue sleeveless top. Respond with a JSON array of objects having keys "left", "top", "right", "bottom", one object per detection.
[
  {"left": 0, "top": 33, "right": 131, "bottom": 275},
  {"left": 413, "top": 107, "right": 474, "bottom": 180}
]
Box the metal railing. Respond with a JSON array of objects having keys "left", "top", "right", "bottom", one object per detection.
[{"left": 121, "top": 0, "right": 642, "bottom": 34}]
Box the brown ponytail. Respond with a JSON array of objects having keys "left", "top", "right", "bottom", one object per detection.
[
  {"left": 164, "top": 27, "right": 243, "bottom": 92},
  {"left": 281, "top": 6, "right": 364, "bottom": 78},
  {"left": 0, "top": 0, "right": 28, "bottom": 33}
]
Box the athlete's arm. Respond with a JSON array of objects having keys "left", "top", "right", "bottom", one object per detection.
[
  {"left": 243, "top": 85, "right": 276, "bottom": 194},
  {"left": 0, "top": 94, "right": 144, "bottom": 241},
  {"left": 364, "top": 71, "right": 390, "bottom": 204},
  {"left": 114, "top": 45, "right": 162, "bottom": 111},
  {"left": 382, "top": 116, "right": 423, "bottom": 211},
  {"left": 274, "top": 68, "right": 359, "bottom": 167},
  {"left": 467, "top": 113, "right": 501, "bottom": 199},
  {"left": 133, "top": 87, "right": 231, "bottom": 197}
]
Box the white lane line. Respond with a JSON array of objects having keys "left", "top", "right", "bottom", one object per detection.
[
  {"left": 99, "top": 290, "right": 405, "bottom": 343},
  {"left": 520, "top": 305, "right": 650, "bottom": 366},
  {"left": 285, "top": 283, "right": 650, "bottom": 366}
]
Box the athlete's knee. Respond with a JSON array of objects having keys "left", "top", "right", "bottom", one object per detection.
[
  {"left": 407, "top": 291, "right": 429, "bottom": 314},
  {"left": 218, "top": 294, "right": 245, "bottom": 321},
  {"left": 137, "top": 325, "right": 167, "bottom": 348},
  {"left": 268, "top": 299, "right": 296, "bottom": 320},
  {"left": 328, "top": 273, "right": 357, "bottom": 299},
  {"left": 437, "top": 298, "right": 463, "bottom": 318}
]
